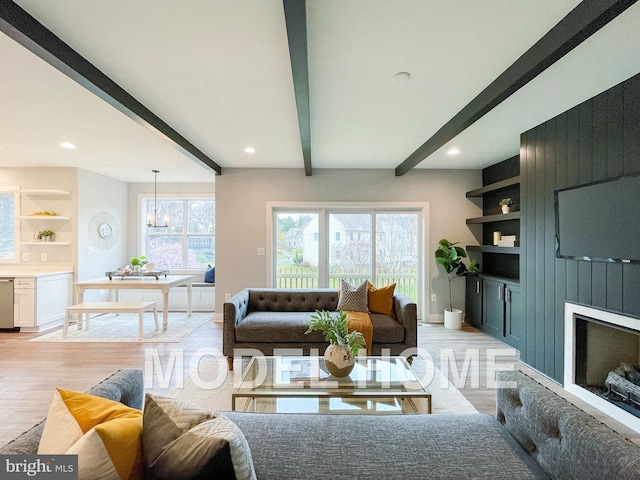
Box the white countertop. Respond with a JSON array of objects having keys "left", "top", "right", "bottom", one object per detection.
[{"left": 0, "top": 267, "right": 73, "bottom": 277}]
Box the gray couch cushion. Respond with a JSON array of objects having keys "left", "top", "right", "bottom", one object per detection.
[
  {"left": 370, "top": 313, "right": 405, "bottom": 343},
  {"left": 224, "top": 412, "right": 548, "bottom": 480},
  {"left": 237, "top": 311, "right": 405, "bottom": 344},
  {"left": 236, "top": 311, "right": 325, "bottom": 343}
]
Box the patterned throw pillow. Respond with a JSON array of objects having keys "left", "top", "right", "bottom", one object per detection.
[
  {"left": 38, "top": 388, "right": 144, "bottom": 480},
  {"left": 143, "top": 394, "right": 256, "bottom": 480},
  {"left": 336, "top": 279, "right": 369, "bottom": 312}
]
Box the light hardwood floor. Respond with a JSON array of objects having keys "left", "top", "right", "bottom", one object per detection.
[{"left": 1, "top": 318, "right": 638, "bottom": 446}]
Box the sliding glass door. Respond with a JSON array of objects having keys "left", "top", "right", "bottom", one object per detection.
[{"left": 273, "top": 207, "right": 421, "bottom": 302}]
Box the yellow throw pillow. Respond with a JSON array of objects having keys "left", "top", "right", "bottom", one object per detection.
[
  {"left": 367, "top": 281, "right": 396, "bottom": 317},
  {"left": 38, "top": 388, "right": 144, "bottom": 480}
]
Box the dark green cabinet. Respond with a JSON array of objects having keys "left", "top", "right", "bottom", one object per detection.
[
  {"left": 479, "top": 278, "right": 522, "bottom": 350},
  {"left": 465, "top": 276, "right": 482, "bottom": 328}
]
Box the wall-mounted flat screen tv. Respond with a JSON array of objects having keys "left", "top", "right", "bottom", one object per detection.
[{"left": 555, "top": 174, "right": 640, "bottom": 263}]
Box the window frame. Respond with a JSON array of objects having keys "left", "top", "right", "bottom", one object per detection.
[
  {"left": 0, "top": 189, "right": 20, "bottom": 264},
  {"left": 267, "top": 201, "right": 428, "bottom": 320},
  {"left": 138, "top": 193, "right": 215, "bottom": 271}
]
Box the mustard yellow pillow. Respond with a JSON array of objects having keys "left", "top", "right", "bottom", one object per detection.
[
  {"left": 38, "top": 388, "right": 144, "bottom": 480},
  {"left": 367, "top": 281, "right": 396, "bottom": 317}
]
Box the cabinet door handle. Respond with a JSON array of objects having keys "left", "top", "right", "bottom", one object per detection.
[
  {"left": 476, "top": 280, "right": 480, "bottom": 294},
  {"left": 498, "top": 285, "right": 502, "bottom": 301},
  {"left": 506, "top": 288, "right": 510, "bottom": 302}
]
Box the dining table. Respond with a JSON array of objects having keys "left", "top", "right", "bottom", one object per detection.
[{"left": 73, "top": 274, "right": 193, "bottom": 330}]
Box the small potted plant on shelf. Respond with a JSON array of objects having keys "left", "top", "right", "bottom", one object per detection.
[
  {"left": 38, "top": 230, "right": 54, "bottom": 242},
  {"left": 434, "top": 239, "right": 479, "bottom": 330},
  {"left": 499, "top": 198, "right": 512, "bottom": 214},
  {"left": 305, "top": 310, "right": 366, "bottom": 377}
]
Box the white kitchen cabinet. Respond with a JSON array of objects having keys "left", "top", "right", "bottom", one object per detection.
[{"left": 14, "top": 273, "right": 72, "bottom": 331}]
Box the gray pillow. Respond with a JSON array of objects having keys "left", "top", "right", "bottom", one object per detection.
[
  {"left": 336, "top": 279, "right": 369, "bottom": 312},
  {"left": 143, "top": 394, "right": 256, "bottom": 480}
]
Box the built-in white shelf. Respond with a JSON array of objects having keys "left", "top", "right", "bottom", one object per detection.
[
  {"left": 20, "top": 189, "right": 70, "bottom": 196},
  {"left": 21, "top": 242, "right": 71, "bottom": 246},
  {"left": 20, "top": 216, "right": 71, "bottom": 221}
]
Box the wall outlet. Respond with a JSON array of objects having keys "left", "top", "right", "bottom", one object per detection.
[
  {"left": 88, "top": 246, "right": 94, "bottom": 255},
  {"left": 225, "top": 293, "right": 231, "bottom": 300},
  {"left": 22, "top": 253, "right": 30, "bottom": 261},
  {"left": 257, "top": 247, "right": 265, "bottom": 256},
  {"left": 431, "top": 294, "right": 437, "bottom": 302},
  {"left": 41, "top": 253, "right": 47, "bottom": 261}
]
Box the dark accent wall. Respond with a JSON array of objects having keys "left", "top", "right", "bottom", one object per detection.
[{"left": 521, "top": 72, "right": 640, "bottom": 383}]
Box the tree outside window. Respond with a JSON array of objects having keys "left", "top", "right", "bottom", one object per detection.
[{"left": 144, "top": 198, "right": 214, "bottom": 269}]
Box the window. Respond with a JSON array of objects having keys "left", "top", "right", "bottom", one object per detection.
[
  {"left": 0, "top": 192, "right": 18, "bottom": 262},
  {"left": 141, "top": 197, "right": 215, "bottom": 269},
  {"left": 271, "top": 206, "right": 423, "bottom": 302}
]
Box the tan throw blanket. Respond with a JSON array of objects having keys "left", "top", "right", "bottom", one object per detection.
[{"left": 345, "top": 311, "right": 373, "bottom": 355}]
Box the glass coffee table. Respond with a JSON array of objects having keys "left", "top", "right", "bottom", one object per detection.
[{"left": 232, "top": 356, "right": 431, "bottom": 415}]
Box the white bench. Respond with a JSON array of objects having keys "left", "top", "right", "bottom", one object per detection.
[{"left": 63, "top": 301, "right": 158, "bottom": 341}]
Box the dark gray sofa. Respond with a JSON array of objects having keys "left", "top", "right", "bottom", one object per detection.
[
  {"left": 223, "top": 288, "right": 418, "bottom": 370},
  {"left": 3, "top": 369, "right": 640, "bottom": 479}
]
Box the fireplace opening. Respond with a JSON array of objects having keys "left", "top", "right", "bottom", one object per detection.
[{"left": 574, "top": 315, "right": 640, "bottom": 418}]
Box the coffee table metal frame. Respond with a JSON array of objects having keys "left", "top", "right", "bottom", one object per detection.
[{"left": 232, "top": 355, "right": 431, "bottom": 414}]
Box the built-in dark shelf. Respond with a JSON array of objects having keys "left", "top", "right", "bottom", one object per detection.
[
  {"left": 475, "top": 273, "right": 520, "bottom": 285},
  {"left": 467, "top": 245, "right": 520, "bottom": 254},
  {"left": 466, "top": 212, "right": 521, "bottom": 224},
  {"left": 466, "top": 176, "right": 521, "bottom": 198}
]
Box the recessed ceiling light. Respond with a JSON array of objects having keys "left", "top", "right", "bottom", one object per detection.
[
  {"left": 392, "top": 72, "right": 411, "bottom": 84},
  {"left": 60, "top": 142, "right": 76, "bottom": 150},
  {"left": 244, "top": 147, "right": 256, "bottom": 154},
  {"left": 447, "top": 148, "right": 460, "bottom": 156}
]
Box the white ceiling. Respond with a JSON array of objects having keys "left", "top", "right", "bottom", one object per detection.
[{"left": 1, "top": 0, "right": 639, "bottom": 182}]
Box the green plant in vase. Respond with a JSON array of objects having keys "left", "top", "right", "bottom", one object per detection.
[
  {"left": 306, "top": 310, "right": 365, "bottom": 377},
  {"left": 434, "top": 238, "right": 479, "bottom": 329}
]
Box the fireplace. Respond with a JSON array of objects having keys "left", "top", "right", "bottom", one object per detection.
[{"left": 564, "top": 302, "right": 640, "bottom": 432}]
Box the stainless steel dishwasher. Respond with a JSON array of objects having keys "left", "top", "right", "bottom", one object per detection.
[{"left": 0, "top": 278, "right": 16, "bottom": 329}]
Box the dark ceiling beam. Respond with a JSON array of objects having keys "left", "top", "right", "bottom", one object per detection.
[
  {"left": 395, "top": 0, "right": 638, "bottom": 176},
  {"left": 0, "top": 1, "right": 222, "bottom": 175},
  {"left": 283, "top": 0, "right": 312, "bottom": 176}
]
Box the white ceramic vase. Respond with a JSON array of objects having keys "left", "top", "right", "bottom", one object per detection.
[
  {"left": 324, "top": 344, "right": 355, "bottom": 377},
  {"left": 501, "top": 205, "right": 511, "bottom": 214},
  {"left": 444, "top": 308, "right": 463, "bottom": 330}
]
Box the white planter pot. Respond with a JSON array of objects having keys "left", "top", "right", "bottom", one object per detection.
[
  {"left": 444, "top": 309, "right": 463, "bottom": 330},
  {"left": 501, "top": 205, "right": 511, "bottom": 214}
]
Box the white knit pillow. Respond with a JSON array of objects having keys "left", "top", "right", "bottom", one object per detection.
[{"left": 336, "top": 279, "right": 369, "bottom": 312}]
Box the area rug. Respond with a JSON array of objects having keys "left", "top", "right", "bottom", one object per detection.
[
  {"left": 167, "top": 357, "right": 477, "bottom": 415},
  {"left": 29, "top": 312, "right": 211, "bottom": 343}
]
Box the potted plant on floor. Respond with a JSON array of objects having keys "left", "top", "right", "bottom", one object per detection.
[
  {"left": 435, "top": 239, "right": 479, "bottom": 330},
  {"left": 305, "top": 310, "right": 366, "bottom": 377}
]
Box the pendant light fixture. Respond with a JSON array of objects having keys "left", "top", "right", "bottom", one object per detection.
[{"left": 147, "top": 169, "right": 168, "bottom": 228}]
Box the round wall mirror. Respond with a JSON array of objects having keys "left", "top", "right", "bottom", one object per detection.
[
  {"left": 88, "top": 212, "right": 119, "bottom": 250},
  {"left": 98, "top": 222, "right": 112, "bottom": 238}
]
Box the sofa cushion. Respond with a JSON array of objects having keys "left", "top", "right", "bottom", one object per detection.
[
  {"left": 224, "top": 412, "right": 548, "bottom": 480},
  {"left": 236, "top": 312, "right": 325, "bottom": 343},
  {"left": 38, "top": 388, "right": 144, "bottom": 480},
  {"left": 370, "top": 313, "right": 405, "bottom": 343},
  {"left": 367, "top": 281, "right": 396, "bottom": 317},
  {"left": 143, "top": 395, "right": 256, "bottom": 480},
  {"left": 336, "top": 279, "right": 369, "bottom": 312}
]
